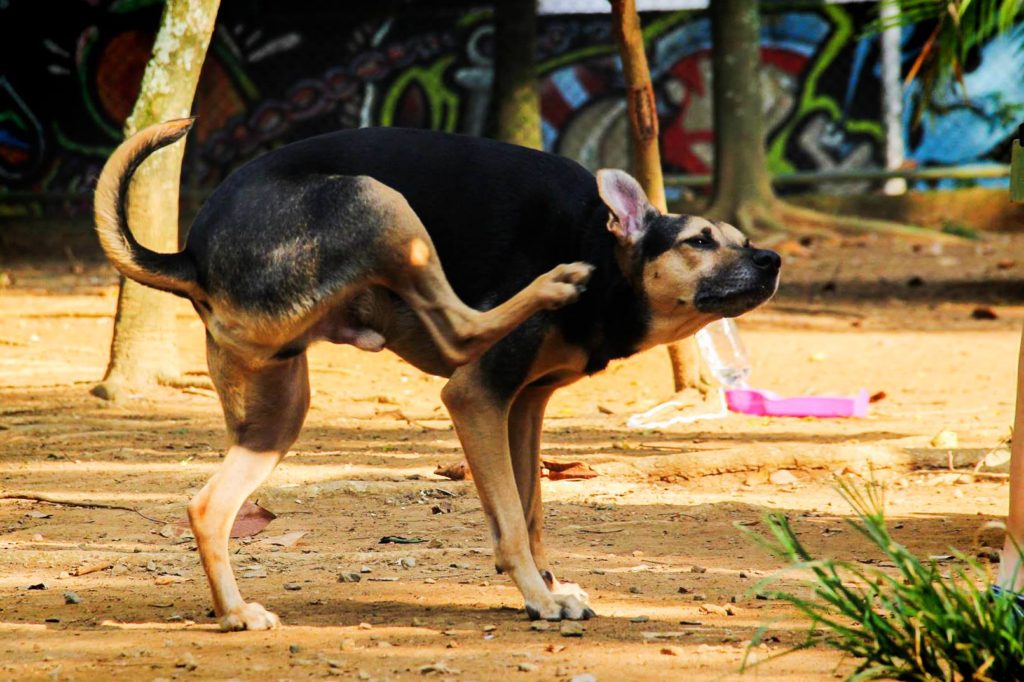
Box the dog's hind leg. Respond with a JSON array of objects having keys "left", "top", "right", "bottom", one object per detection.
[
  {"left": 369, "top": 180, "right": 593, "bottom": 366},
  {"left": 508, "top": 386, "right": 591, "bottom": 608},
  {"left": 442, "top": 366, "right": 593, "bottom": 621},
  {"left": 187, "top": 337, "right": 310, "bottom": 631}
]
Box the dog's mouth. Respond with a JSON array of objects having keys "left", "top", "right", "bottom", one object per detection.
[{"left": 693, "top": 258, "right": 780, "bottom": 318}]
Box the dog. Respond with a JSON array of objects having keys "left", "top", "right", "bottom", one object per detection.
[{"left": 94, "top": 118, "right": 780, "bottom": 630}]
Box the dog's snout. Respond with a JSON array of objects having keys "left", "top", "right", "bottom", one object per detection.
[{"left": 751, "top": 249, "right": 781, "bottom": 271}]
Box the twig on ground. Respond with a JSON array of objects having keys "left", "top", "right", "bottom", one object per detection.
[{"left": 0, "top": 493, "right": 168, "bottom": 524}]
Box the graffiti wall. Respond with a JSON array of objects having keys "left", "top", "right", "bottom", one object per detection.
[{"left": 2, "top": 0, "right": 1022, "bottom": 216}]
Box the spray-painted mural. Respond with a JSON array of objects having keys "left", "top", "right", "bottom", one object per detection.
[{"left": 2, "top": 0, "right": 1023, "bottom": 215}]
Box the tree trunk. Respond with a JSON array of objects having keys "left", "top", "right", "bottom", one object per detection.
[
  {"left": 92, "top": 0, "right": 220, "bottom": 401},
  {"left": 492, "top": 0, "right": 542, "bottom": 150},
  {"left": 706, "top": 0, "right": 774, "bottom": 225},
  {"left": 704, "top": 0, "right": 937, "bottom": 239},
  {"left": 610, "top": 0, "right": 712, "bottom": 395}
]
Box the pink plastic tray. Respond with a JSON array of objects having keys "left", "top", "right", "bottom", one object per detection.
[{"left": 725, "top": 388, "right": 869, "bottom": 418}]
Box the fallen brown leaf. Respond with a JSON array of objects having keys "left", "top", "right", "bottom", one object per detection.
[
  {"left": 434, "top": 462, "right": 471, "bottom": 481},
  {"left": 542, "top": 460, "right": 598, "bottom": 480}
]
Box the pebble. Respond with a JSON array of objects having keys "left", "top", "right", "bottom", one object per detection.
[
  {"left": 338, "top": 572, "right": 362, "bottom": 583},
  {"left": 288, "top": 644, "right": 301, "bottom": 654},
  {"left": 449, "top": 562, "right": 470, "bottom": 569},
  {"left": 63, "top": 591, "right": 80, "bottom": 605},
  {"left": 628, "top": 586, "right": 641, "bottom": 594},
  {"left": 424, "top": 578, "right": 437, "bottom": 584},
  {"left": 677, "top": 586, "right": 690, "bottom": 594},
  {"left": 358, "top": 622, "right": 373, "bottom": 630},
  {"left": 283, "top": 583, "right": 302, "bottom": 591},
  {"left": 629, "top": 615, "right": 649, "bottom": 623},
  {"left": 31, "top": 533, "right": 44, "bottom": 542},
  {"left": 360, "top": 565, "right": 372, "bottom": 574},
  {"left": 591, "top": 568, "right": 606, "bottom": 575},
  {"left": 530, "top": 621, "right": 551, "bottom": 631},
  {"left": 560, "top": 622, "right": 584, "bottom": 637},
  {"left": 398, "top": 557, "right": 416, "bottom": 569},
  {"left": 690, "top": 565, "right": 707, "bottom": 574},
  {"left": 482, "top": 624, "right": 496, "bottom": 632},
  {"left": 661, "top": 646, "right": 684, "bottom": 656},
  {"left": 175, "top": 652, "right": 198, "bottom": 671},
  {"left": 518, "top": 662, "right": 537, "bottom": 672},
  {"left": 692, "top": 594, "right": 707, "bottom": 602},
  {"left": 570, "top": 674, "right": 597, "bottom": 682}
]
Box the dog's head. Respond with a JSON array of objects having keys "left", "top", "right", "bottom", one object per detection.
[{"left": 597, "top": 169, "right": 780, "bottom": 345}]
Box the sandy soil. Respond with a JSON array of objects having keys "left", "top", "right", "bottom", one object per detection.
[{"left": 2, "top": 232, "right": 1024, "bottom": 681}]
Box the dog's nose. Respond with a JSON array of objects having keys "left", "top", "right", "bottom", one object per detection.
[{"left": 751, "top": 249, "right": 781, "bottom": 270}]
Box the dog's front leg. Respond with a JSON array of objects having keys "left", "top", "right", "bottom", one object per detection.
[
  {"left": 509, "top": 387, "right": 591, "bottom": 609},
  {"left": 442, "top": 367, "right": 593, "bottom": 621}
]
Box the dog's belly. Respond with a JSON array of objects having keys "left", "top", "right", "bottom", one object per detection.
[{"left": 320, "top": 286, "right": 454, "bottom": 378}]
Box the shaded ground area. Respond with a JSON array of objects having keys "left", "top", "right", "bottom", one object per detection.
[{"left": 2, "top": 233, "right": 1024, "bottom": 680}]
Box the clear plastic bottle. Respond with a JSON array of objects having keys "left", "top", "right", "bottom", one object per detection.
[{"left": 695, "top": 318, "right": 751, "bottom": 388}]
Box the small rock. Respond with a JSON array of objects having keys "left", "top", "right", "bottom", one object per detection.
[
  {"left": 629, "top": 615, "right": 649, "bottom": 623},
  {"left": 288, "top": 644, "right": 301, "bottom": 654},
  {"left": 689, "top": 565, "right": 707, "bottom": 574},
  {"left": 175, "top": 652, "right": 198, "bottom": 671},
  {"left": 449, "top": 562, "right": 471, "bottom": 569},
  {"left": 482, "top": 624, "right": 496, "bottom": 632},
  {"left": 692, "top": 593, "right": 707, "bottom": 602},
  {"left": 971, "top": 306, "right": 999, "bottom": 320},
  {"left": 424, "top": 578, "right": 436, "bottom": 584},
  {"left": 569, "top": 674, "right": 597, "bottom": 682},
  {"left": 360, "top": 565, "right": 372, "bottom": 574},
  {"left": 518, "top": 662, "right": 537, "bottom": 672},
  {"left": 358, "top": 622, "right": 372, "bottom": 630},
  {"left": 530, "top": 621, "right": 550, "bottom": 631},
  {"left": 591, "top": 569, "right": 606, "bottom": 575},
  {"left": 27, "top": 583, "right": 47, "bottom": 590},
  {"left": 338, "top": 572, "right": 362, "bottom": 583},
  {"left": 31, "top": 533, "right": 44, "bottom": 542},
  {"left": 399, "top": 557, "right": 416, "bottom": 569},
  {"left": 677, "top": 586, "right": 690, "bottom": 594},
  {"left": 661, "top": 646, "right": 684, "bottom": 656},
  {"left": 560, "top": 621, "right": 584, "bottom": 637},
  {"left": 63, "top": 591, "right": 81, "bottom": 605},
  {"left": 769, "top": 470, "right": 799, "bottom": 486},
  {"left": 283, "top": 582, "right": 302, "bottom": 591},
  {"left": 698, "top": 603, "right": 730, "bottom": 616},
  {"left": 418, "top": 661, "right": 455, "bottom": 674},
  {"left": 930, "top": 429, "right": 959, "bottom": 449},
  {"left": 628, "top": 586, "right": 641, "bottom": 594}
]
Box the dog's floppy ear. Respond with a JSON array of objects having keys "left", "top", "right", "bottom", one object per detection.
[{"left": 596, "top": 169, "right": 655, "bottom": 246}]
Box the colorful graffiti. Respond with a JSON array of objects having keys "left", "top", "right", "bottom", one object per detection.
[{"left": 2, "top": 0, "right": 1023, "bottom": 215}]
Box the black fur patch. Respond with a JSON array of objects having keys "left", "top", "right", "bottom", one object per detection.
[{"left": 638, "top": 214, "right": 686, "bottom": 261}]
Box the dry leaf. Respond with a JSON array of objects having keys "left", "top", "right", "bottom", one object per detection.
[
  {"left": 542, "top": 460, "right": 598, "bottom": 480},
  {"left": 154, "top": 575, "right": 190, "bottom": 585},
  {"left": 255, "top": 530, "right": 306, "bottom": 548},
  {"left": 230, "top": 501, "right": 276, "bottom": 538},
  {"left": 434, "top": 462, "right": 471, "bottom": 481}
]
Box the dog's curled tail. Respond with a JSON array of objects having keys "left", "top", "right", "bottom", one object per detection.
[{"left": 94, "top": 118, "right": 199, "bottom": 297}]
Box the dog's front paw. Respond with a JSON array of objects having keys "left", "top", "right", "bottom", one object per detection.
[
  {"left": 525, "top": 593, "right": 596, "bottom": 622},
  {"left": 536, "top": 262, "right": 594, "bottom": 310},
  {"left": 219, "top": 602, "right": 281, "bottom": 631}
]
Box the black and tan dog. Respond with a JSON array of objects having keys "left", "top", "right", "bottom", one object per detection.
[{"left": 94, "top": 119, "right": 780, "bottom": 631}]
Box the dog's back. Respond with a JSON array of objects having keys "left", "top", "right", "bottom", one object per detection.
[{"left": 185, "top": 128, "right": 611, "bottom": 310}]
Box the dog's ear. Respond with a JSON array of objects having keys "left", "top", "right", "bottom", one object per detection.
[{"left": 597, "top": 169, "right": 655, "bottom": 246}]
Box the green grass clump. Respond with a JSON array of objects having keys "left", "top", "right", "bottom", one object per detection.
[{"left": 743, "top": 480, "right": 1024, "bottom": 681}]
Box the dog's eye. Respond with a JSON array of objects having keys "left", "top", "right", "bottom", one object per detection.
[{"left": 683, "top": 236, "right": 716, "bottom": 250}]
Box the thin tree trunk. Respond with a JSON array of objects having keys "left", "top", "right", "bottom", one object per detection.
[
  {"left": 92, "top": 0, "right": 220, "bottom": 401},
  {"left": 493, "top": 0, "right": 542, "bottom": 149},
  {"left": 704, "top": 0, "right": 932, "bottom": 239},
  {"left": 610, "top": 0, "right": 711, "bottom": 395},
  {"left": 706, "top": 0, "right": 774, "bottom": 224}
]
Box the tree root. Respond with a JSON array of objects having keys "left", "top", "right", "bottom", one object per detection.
[
  {"left": 0, "top": 493, "right": 168, "bottom": 524},
  {"left": 722, "top": 198, "right": 966, "bottom": 242}
]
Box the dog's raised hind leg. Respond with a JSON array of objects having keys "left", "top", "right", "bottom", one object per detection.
[
  {"left": 369, "top": 179, "right": 592, "bottom": 366},
  {"left": 187, "top": 338, "right": 310, "bottom": 631}
]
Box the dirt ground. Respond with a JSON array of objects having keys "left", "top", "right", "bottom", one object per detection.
[{"left": 3, "top": 231, "right": 1024, "bottom": 681}]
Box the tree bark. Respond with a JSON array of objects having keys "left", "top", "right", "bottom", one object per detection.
[
  {"left": 92, "top": 0, "right": 220, "bottom": 401},
  {"left": 492, "top": 0, "right": 542, "bottom": 150},
  {"left": 610, "top": 0, "right": 711, "bottom": 395},
  {"left": 706, "top": 0, "right": 774, "bottom": 225},
  {"left": 703, "top": 0, "right": 933, "bottom": 239}
]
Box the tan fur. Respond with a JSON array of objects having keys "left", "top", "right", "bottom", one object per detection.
[{"left": 93, "top": 118, "right": 199, "bottom": 296}]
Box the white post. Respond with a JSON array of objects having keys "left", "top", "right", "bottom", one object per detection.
[{"left": 881, "top": 0, "right": 907, "bottom": 195}]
